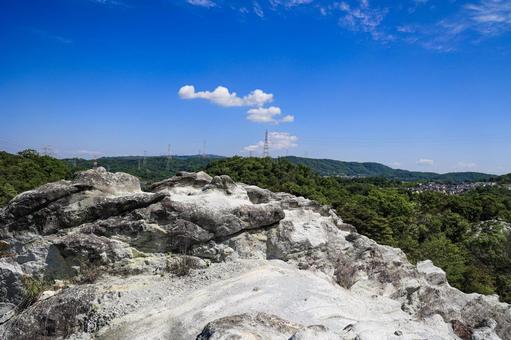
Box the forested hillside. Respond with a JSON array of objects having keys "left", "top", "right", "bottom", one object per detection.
[
  {"left": 65, "top": 155, "right": 221, "bottom": 184},
  {"left": 498, "top": 173, "right": 511, "bottom": 184},
  {"left": 284, "top": 156, "right": 495, "bottom": 183},
  {"left": 206, "top": 157, "right": 511, "bottom": 302},
  {"left": 0, "top": 150, "right": 71, "bottom": 206},
  {"left": 64, "top": 155, "right": 495, "bottom": 183}
]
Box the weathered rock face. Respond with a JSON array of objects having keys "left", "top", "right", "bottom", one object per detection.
[
  {"left": 196, "top": 312, "right": 304, "bottom": 339},
  {"left": 1, "top": 168, "right": 510, "bottom": 339}
]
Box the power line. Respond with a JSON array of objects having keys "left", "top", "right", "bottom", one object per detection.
[
  {"left": 202, "top": 140, "right": 207, "bottom": 158},
  {"left": 263, "top": 130, "right": 269, "bottom": 158},
  {"left": 41, "top": 145, "right": 54, "bottom": 157}
]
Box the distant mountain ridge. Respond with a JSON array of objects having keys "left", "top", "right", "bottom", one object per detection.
[
  {"left": 63, "top": 154, "right": 496, "bottom": 183},
  {"left": 283, "top": 156, "right": 496, "bottom": 183}
]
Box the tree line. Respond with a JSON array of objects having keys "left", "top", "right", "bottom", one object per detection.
[{"left": 0, "top": 150, "right": 71, "bottom": 206}]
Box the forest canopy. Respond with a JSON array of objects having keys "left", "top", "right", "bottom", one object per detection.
[{"left": 0, "top": 150, "right": 71, "bottom": 206}]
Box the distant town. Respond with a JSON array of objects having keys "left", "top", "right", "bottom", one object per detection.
[{"left": 410, "top": 182, "right": 497, "bottom": 195}]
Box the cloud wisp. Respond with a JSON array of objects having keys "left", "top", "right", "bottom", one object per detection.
[
  {"left": 30, "top": 29, "right": 73, "bottom": 44},
  {"left": 465, "top": 0, "right": 511, "bottom": 36},
  {"left": 396, "top": 0, "right": 511, "bottom": 51},
  {"left": 182, "top": 0, "right": 511, "bottom": 52},
  {"left": 179, "top": 85, "right": 294, "bottom": 124},
  {"left": 336, "top": 1, "right": 393, "bottom": 42},
  {"left": 243, "top": 131, "right": 298, "bottom": 154},
  {"left": 417, "top": 158, "right": 434, "bottom": 166},
  {"left": 187, "top": 0, "right": 216, "bottom": 8},
  {"left": 88, "top": 0, "right": 131, "bottom": 7}
]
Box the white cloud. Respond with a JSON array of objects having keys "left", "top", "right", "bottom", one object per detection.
[
  {"left": 397, "top": 25, "right": 415, "bottom": 33},
  {"left": 399, "top": 0, "right": 511, "bottom": 52},
  {"left": 247, "top": 106, "right": 281, "bottom": 123},
  {"left": 177, "top": 0, "right": 511, "bottom": 51},
  {"left": 268, "top": 0, "right": 314, "bottom": 8},
  {"left": 388, "top": 162, "right": 402, "bottom": 168},
  {"left": 187, "top": 0, "right": 216, "bottom": 8},
  {"left": 244, "top": 89, "right": 274, "bottom": 107},
  {"left": 178, "top": 85, "right": 273, "bottom": 107},
  {"left": 280, "top": 114, "right": 295, "bottom": 123},
  {"left": 464, "top": 0, "right": 511, "bottom": 35},
  {"left": 246, "top": 106, "right": 294, "bottom": 124},
  {"left": 339, "top": 2, "right": 350, "bottom": 11},
  {"left": 417, "top": 158, "right": 434, "bottom": 166},
  {"left": 269, "top": 131, "right": 298, "bottom": 149},
  {"left": 243, "top": 132, "right": 298, "bottom": 153},
  {"left": 253, "top": 2, "right": 264, "bottom": 17},
  {"left": 88, "top": 0, "right": 131, "bottom": 7},
  {"left": 287, "top": 0, "right": 314, "bottom": 6},
  {"left": 179, "top": 84, "right": 294, "bottom": 125},
  {"left": 243, "top": 144, "right": 261, "bottom": 152},
  {"left": 337, "top": 0, "right": 393, "bottom": 42}
]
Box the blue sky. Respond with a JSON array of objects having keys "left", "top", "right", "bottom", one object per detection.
[{"left": 0, "top": 0, "right": 510, "bottom": 174}]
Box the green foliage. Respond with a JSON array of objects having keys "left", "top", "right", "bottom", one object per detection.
[
  {"left": 497, "top": 173, "right": 511, "bottom": 184},
  {"left": 420, "top": 234, "right": 468, "bottom": 286},
  {"left": 0, "top": 180, "right": 17, "bottom": 206},
  {"left": 206, "top": 156, "right": 511, "bottom": 302},
  {"left": 0, "top": 150, "right": 72, "bottom": 206},
  {"left": 65, "top": 155, "right": 220, "bottom": 186},
  {"left": 496, "top": 275, "right": 511, "bottom": 302},
  {"left": 19, "top": 275, "right": 50, "bottom": 310}
]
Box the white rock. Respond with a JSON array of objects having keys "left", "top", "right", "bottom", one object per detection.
[{"left": 417, "top": 260, "right": 447, "bottom": 285}]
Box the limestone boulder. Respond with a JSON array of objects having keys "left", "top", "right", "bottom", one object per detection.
[{"left": 74, "top": 167, "right": 141, "bottom": 195}]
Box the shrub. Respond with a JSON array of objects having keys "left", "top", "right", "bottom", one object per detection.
[
  {"left": 166, "top": 256, "right": 193, "bottom": 277},
  {"left": 18, "top": 276, "right": 49, "bottom": 311}
]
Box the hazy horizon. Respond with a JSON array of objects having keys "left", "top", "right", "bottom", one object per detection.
[{"left": 1, "top": 0, "right": 510, "bottom": 174}]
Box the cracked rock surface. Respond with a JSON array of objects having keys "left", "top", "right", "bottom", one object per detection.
[{"left": 1, "top": 168, "right": 510, "bottom": 339}]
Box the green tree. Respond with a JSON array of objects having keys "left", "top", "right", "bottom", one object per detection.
[
  {"left": 421, "top": 234, "right": 467, "bottom": 288},
  {"left": 0, "top": 150, "right": 71, "bottom": 206}
]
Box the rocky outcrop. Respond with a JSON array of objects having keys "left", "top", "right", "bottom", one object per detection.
[
  {"left": 0, "top": 261, "right": 24, "bottom": 305},
  {"left": 196, "top": 312, "right": 339, "bottom": 340},
  {"left": 196, "top": 313, "right": 304, "bottom": 339},
  {"left": 1, "top": 168, "right": 510, "bottom": 339}
]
